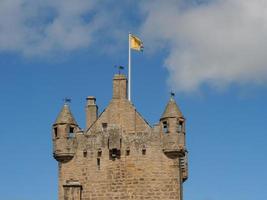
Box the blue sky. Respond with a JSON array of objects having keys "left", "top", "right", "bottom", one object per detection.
[{"left": 0, "top": 0, "right": 267, "bottom": 200}]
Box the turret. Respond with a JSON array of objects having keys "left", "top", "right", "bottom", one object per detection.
[
  {"left": 160, "top": 94, "right": 188, "bottom": 181},
  {"left": 160, "top": 95, "right": 186, "bottom": 157},
  {"left": 52, "top": 103, "right": 79, "bottom": 162}
]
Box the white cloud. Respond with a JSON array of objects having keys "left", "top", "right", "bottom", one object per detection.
[
  {"left": 0, "top": 0, "right": 129, "bottom": 56},
  {"left": 2, "top": 0, "right": 267, "bottom": 92},
  {"left": 141, "top": 0, "right": 267, "bottom": 92}
]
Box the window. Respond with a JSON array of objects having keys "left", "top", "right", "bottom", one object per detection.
[
  {"left": 98, "top": 149, "right": 102, "bottom": 157},
  {"left": 70, "top": 127, "right": 74, "bottom": 133},
  {"left": 177, "top": 121, "right": 183, "bottom": 132},
  {"left": 63, "top": 183, "right": 82, "bottom": 200},
  {"left": 54, "top": 127, "right": 58, "bottom": 138},
  {"left": 68, "top": 127, "right": 75, "bottom": 138},
  {"left": 109, "top": 148, "right": 121, "bottom": 160},
  {"left": 111, "top": 149, "right": 117, "bottom": 157},
  {"left": 97, "top": 158, "right": 100, "bottom": 170},
  {"left": 102, "top": 123, "right": 108, "bottom": 131},
  {"left": 126, "top": 149, "right": 130, "bottom": 156},
  {"left": 163, "top": 121, "right": 168, "bottom": 133},
  {"left": 142, "top": 149, "right": 146, "bottom": 155},
  {"left": 83, "top": 150, "right": 87, "bottom": 158},
  {"left": 126, "top": 147, "right": 130, "bottom": 156}
]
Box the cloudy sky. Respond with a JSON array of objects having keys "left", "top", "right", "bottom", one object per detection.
[{"left": 0, "top": 0, "right": 267, "bottom": 200}]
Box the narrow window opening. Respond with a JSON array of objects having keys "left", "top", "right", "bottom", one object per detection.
[
  {"left": 68, "top": 127, "right": 75, "bottom": 138},
  {"left": 177, "top": 121, "right": 183, "bottom": 132},
  {"left": 83, "top": 151, "right": 87, "bottom": 158},
  {"left": 163, "top": 121, "right": 168, "bottom": 133},
  {"left": 70, "top": 127, "right": 74, "bottom": 133},
  {"left": 142, "top": 149, "right": 146, "bottom": 155},
  {"left": 54, "top": 127, "right": 58, "bottom": 138},
  {"left": 98, "top": 149, "right": 102, "bottom": 157},
  {"left": 126, "top": 149, "right": 130, "bottom": 156},
  {"left": 97, "top": 158, "right": 100, "bottom": 170},
  {"left": 102, "top": 123, "right": 108, "bottom": 131}
]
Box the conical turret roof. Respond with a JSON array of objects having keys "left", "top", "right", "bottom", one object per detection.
[
  {"left": 161, "top": 97, "right": 183, "bottom": 119},
  {"left": 54, "top": 104, "right": 78, "bottom": 125}
]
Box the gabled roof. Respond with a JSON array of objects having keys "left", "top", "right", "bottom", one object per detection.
[
  {"left": 54, "top": 104, "right": 78, "bottom": 125},
  {"left": 86, "top": 99, "right": 151, "bottom": 134},
  {"left": 161, "top": 97, "right": 183, "bottom": 119}
]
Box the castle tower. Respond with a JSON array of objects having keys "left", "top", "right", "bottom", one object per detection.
[
  {"left": 52, "top": 73, "right": 188, "bottom": 200},
  {"left": 160, "top": 95, "right": 185, "bottom": 153}
]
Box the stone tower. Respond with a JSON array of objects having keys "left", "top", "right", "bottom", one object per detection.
[{"left": 52, "top": 74, "right": 188, "bottom": 200}]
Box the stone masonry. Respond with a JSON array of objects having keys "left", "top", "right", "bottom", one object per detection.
[{"left": 52, "top": 74, "right": 188, "bottom": 200}]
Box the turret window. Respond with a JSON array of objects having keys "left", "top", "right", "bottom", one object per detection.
[
  {"left": 54, "top": 127, "right": 58, "bottom": 138},
  {"left": 68, "top": 127, "right": 75, "bottom": 138},
  {"left": 163, "top": 121, "right": 169, "bottom": 133},
  {"left": 177, "top": 121, "right": 183, "bottom": 132}
]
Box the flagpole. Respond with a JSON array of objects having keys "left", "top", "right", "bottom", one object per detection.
[{"left": 128, "top": 33, "right": 131, "bottom": 102}]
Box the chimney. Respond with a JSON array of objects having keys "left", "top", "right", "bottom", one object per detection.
[
  {"left": 113, "top": 74, "right": 127, "bottom": 99},
  {"left": 86, "top": 96, "right": 98, "bottom": 129}
]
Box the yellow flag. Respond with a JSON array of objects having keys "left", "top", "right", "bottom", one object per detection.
[{"left": 130, "top": 34, "right": 143, "bottom": 51}]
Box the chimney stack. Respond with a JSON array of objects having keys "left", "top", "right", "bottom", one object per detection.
[
  {"left": 113, "top": 74, "right": 127, "bottom": 99},
  {"left": 86, "top": 96, "right": 98, "bottom": 129}
]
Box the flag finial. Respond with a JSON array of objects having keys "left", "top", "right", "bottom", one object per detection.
[
  {"left": 114, "top": 65, "right": 124, "bottom": 75},
  {"left": 63, "top": 97, "right": 72, "bottom": 105},
  {"left": 170, "top": 91, "right": 175, "bottom": 100}
]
